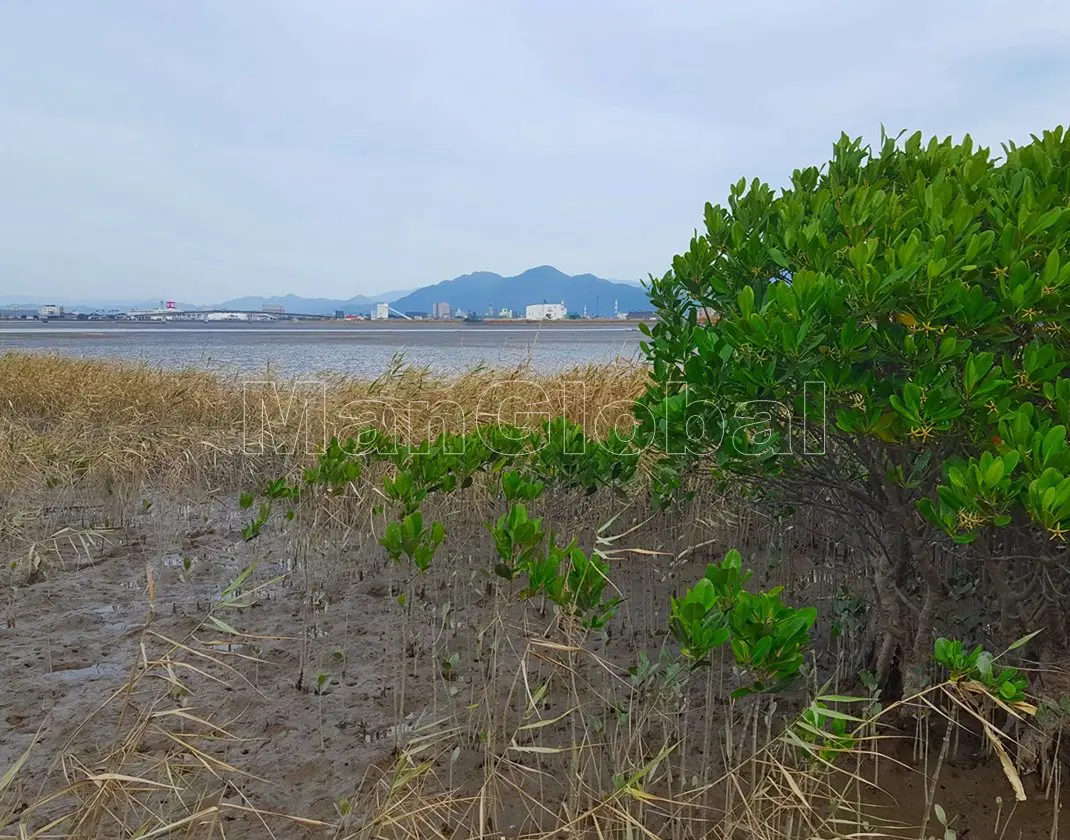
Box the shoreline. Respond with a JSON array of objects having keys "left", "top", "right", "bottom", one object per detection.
[
  {"left": 0, "top": 323, "right": 645, "bottom": 378},
  {"left": 0, "top": 317, "right": 650, "bottom": 333}
]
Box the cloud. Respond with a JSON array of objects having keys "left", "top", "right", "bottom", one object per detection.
[{"left": 0, "top": 0, "right": 1068, "bottom": 301}]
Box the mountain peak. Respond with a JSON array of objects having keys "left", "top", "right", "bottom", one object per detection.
[
  {"left": 516, "top": 265, "right": 568, "bottom": 280},
  {"left": 390, "top": 266, "right": 651, "bottom": 317}
]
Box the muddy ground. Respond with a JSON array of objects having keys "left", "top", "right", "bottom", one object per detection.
[{"left": 0, "top": 487, "right": 1060, "bottom": 838}]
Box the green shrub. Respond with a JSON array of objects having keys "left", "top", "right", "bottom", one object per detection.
[
  {"left": 640, "top": 126, "right": 1070, "bottom": 673},
  {"left": 670, "top": 549, "right": 817, "bottom": 697}
]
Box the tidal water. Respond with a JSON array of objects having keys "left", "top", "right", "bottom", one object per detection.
[{"left": 0, "top": 322, "right": 645, "bottom": 377}]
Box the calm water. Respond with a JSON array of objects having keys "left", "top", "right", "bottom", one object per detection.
[{"left": 0, "top": 322, "right": 645, "bottom": 377}]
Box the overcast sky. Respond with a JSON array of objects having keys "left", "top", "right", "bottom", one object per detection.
[{"left": 2, "top": 1, "right": 1068, "bottom": 303}]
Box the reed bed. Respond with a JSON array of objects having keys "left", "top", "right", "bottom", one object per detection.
[{"left": 0, "top": 352, "right": 647, "bottom": 492}]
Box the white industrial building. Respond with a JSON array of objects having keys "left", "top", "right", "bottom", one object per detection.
[
  {"left": 525, "top": 302, "right": 567, "bottom": 321},
  {"left": 0, "top": 306, "right": 37, "bottom": 320},
  {"left": 371, "top": 302, "right": 390, "bottom": 320}
]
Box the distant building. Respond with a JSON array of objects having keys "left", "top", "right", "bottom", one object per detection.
[
  {"left": 525, "top": 302, "right": 567, "bottom": 321},
  {"left": 498, "top": 308, "right": 513, "bottom": 319},
  {"left": 626, "top": 310, "right": 657, "bottom": 320},
  {"left": 261, "top": 304, "right": 286, "bottom": 314},
  {"left": 334, "top": 310, "right": 345, "bottom": 320},
  {"left": 0, "top": 305, "right": 37, "bottom": 320},
  {"left": 432, "top": 301, "right": 451, "bottom": 319},
  {"left": 205, "top": 312, "right": 248, "bottom": 322},
  {"left": 39, "top": 304, "right": 64, "bottom": 318},
  {"left": 404, "top": 311, "right": 425, "bottom": 320},
  {"left": 372, "top": 302, "right": 390, "bottom": 321},
  {"left": 127, "top": 307, "right": 173, "bottom": 320}
]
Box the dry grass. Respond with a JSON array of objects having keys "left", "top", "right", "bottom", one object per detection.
[
  {"left": 0, "top": 352, "right": 646, "bottom": 492},
  {"left": 1, "top": 626, "right": 333, "bottom": 839},
  {"left": 4, "top": 608, "right": 1053, "bottom": 840}
]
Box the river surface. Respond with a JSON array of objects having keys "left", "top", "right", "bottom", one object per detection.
[{"left": 0, "top": 322, "right": 645, "bottom": 377}]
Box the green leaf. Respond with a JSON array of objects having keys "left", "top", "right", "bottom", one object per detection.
[
  {"left": 493, "top": 563, "right": 516, "bottom": 580},
  {"left": 984, "top": 458, "right": 1005, "bottom": 487},
  {"left": 1042, "top": 248, "right": 1061, "bottom": 286},
  {"left": 209, "top": 615, "right": 243, "bottom": 636},
  {"left": 768, "top": 247, "right": 789, "bottom": 268},
  {"left": 221, "top": 562, "right": 257, "bottom": 599},
  {"left": 902, "top": 382, "right": 922, "bottom": 414},
  {"left": 737, "top": 285, "right": 755, "bottom": 319},
  {"left": 1041, "top": 426, "right": 1066, "bottom": 464},
  {"left": 751, "top": 635, "right": 774, "bottom": 665},
  {"left": 815, "top": 694, "right": 869, "bottom": 704},
  {"left": 1004, "top": 629, "right": 1043, "bottom": 653}
]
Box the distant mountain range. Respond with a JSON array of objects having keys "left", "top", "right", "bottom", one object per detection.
[
  {"left": 389, "top": 266, "right": 649, "bottom": 317},
  {"left": 213, "top": 289, "right": 409, "bottom": 314},
  {"left": 1, "top": 267, "right": 651, "bottom": 317},
  {"left": 211, "top": 268, "right": 648, "bottom": 316},
  {"left": 0, "top": 296, "right": 203, "bottom": 312},
  {"left": 0, "top": 289, "right": 408, "bottom": 315}
]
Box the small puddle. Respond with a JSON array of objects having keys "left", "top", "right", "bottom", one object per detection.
[{"left": 44, "top": 662, "right": 126, "bottom": 683}]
